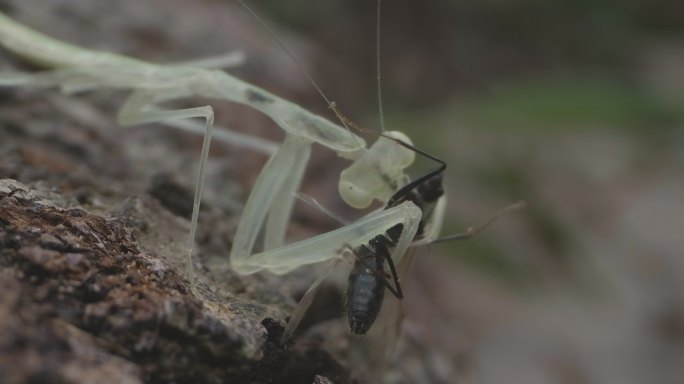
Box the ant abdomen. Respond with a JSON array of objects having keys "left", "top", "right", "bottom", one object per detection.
[{"left": 347, "top": 245, "right": 387, "bottom": 335}]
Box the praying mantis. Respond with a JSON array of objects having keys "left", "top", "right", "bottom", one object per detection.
[
  {"left": 0, "top": 5, "right": 423, "bottom": 293},
  {"left": 0, "top": 2, "right": 522, "bottom": 351}
]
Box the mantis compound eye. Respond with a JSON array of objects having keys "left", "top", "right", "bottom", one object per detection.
[{"left": 339, "top": 131, "right": 416, "bottom": 208}]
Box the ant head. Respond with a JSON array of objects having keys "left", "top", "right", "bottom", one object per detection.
[{"left": 417, "top": 172, "right": 444, "bottom": 203}]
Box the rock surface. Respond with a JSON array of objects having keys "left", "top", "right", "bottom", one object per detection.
[{"left": 0, "top": 179, "right": 349, "bottom": 383}]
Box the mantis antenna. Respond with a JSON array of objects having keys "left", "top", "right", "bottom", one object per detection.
[
  {"left": 376, "top": 0, "right": 386, "bottom": 132},
  {"left": 234, "top": 0, "right": 362, "bottom": 149}
]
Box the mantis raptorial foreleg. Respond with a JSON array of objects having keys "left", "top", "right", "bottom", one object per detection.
[
  {"left": 263, "top": 137, "right": 311, "bottom": 251},
  {"left": 229, "top": 133, "right": 313, "bottom": 270},
  {"left": 281, "top": 258, "right": 342, "bottom": 342},
  {"left": 231, "top": 200, "right": 422, "bottom": 275}
]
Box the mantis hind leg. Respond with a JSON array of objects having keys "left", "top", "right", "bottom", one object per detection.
[
  {"left": 172, "top": 51, "right": 245, "bottom": 70},
  {"left": 118, "top": 90, "right": 215, "bottom": 296},
  {"left": 281, "top": 258, "right": 342, "bottom": 344}
]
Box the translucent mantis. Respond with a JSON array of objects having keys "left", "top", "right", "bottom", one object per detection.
[{"left": 0, "top": 7, "right": 422, "bottom": 302}]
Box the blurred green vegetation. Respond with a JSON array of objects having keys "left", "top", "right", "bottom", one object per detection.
[
  {"left": 407, "top": 73, "right": 684, "bottom": 135},
  {"left": 450, "top": 75, "right": 683, "bottom": 133}
]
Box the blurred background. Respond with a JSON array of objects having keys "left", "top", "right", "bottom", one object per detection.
[{"left": 1, "top": 0, "right": 683, "bottom": 383}]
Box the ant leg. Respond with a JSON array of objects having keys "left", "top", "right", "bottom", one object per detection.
[
  {"left": 433, "top": 200, "right": 526, "bottom": 243},
  {"left": 380, "top": 243, "right": 404, "bottom": 299},
  {"left": 118, "top": 91, "right": 215, "bottom": 297}
]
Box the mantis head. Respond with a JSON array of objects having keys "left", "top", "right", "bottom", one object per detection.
[{"left": 339, "top": 131, "right": 415, "bottom": 209}]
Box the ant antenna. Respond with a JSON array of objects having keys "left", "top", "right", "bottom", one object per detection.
[
  {"left": 235, "top": 0, "right": 362, "bottom": 147},
  {"left": 432, "top": 201, "right": 527, "bottom": 243},
  {"left": 376, "top": 0, "right": 386, "bottom": 132}
]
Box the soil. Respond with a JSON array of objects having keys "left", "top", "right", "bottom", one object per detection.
[{"left": 0, "top": 181, "right": 352, "bottom": 384}]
